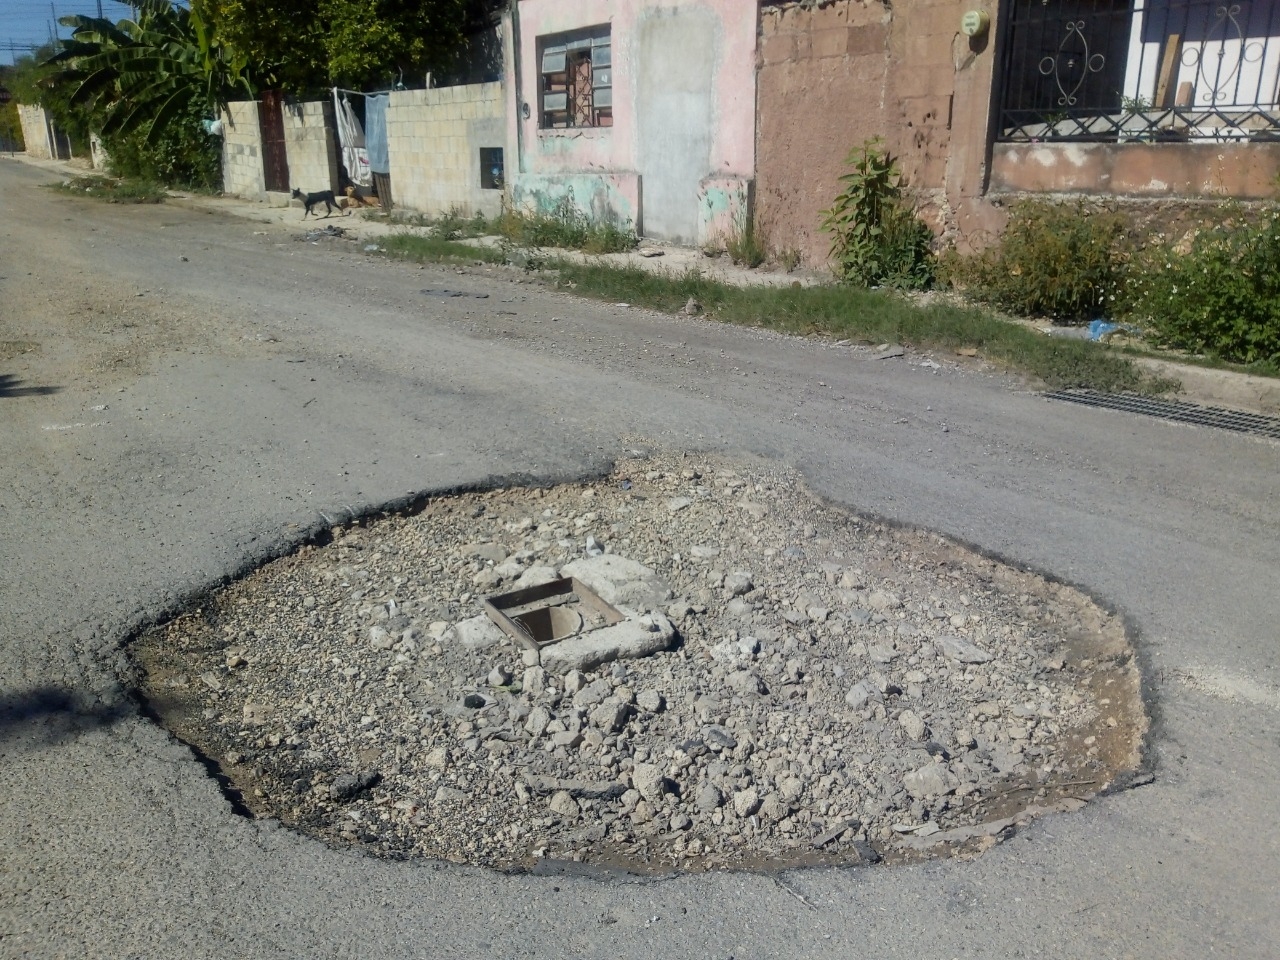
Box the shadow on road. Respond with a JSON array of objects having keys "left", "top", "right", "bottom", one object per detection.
[
  {"left": 0, "top": 374, "right": 60, "bottom": 399},
  {"left": 0, "top": 686, "right": 129, "bottom": 754}
]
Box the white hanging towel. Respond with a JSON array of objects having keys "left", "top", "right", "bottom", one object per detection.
[{"left": 333, "top": 90, "right": 372, "bottom": 187}]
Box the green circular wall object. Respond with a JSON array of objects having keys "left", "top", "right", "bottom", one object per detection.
[{"left": 961, "top": 10, "right": 990, "bottom": 38}]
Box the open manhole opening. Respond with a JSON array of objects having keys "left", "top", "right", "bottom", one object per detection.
[
  {"left": 514, "top": 602, "right": 582, "bottom": 645},
  {"left": 483, "top": 577, "right": 623, "bottom": 650},
  {"left": 132, "top": 453, "right": 1148, "bottom": 874}
]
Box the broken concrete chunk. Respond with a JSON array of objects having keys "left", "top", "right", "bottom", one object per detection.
[
  {"left": 562, "top": 554, "right": 653, "bottom": 586},
  {"left": 903, "top": 762, "right": 958, "bottom": 799},
  {"left": 935, "top": 634, "right": 994, "bottom": 664},
  {"left": 589, "top": 698, "right": 631, "bottom": 733},
  {"left": 844, "top": 679, "right": 880, "bottom": 710},
  {"left": 513, "top": 565, "right": 559, "bottom": 589},
  {"left": 898, "top": 709, "right": 928, "bottom": 741},
  {"left": 726, "top": 669, "right": 767, "bottom": 696},
  {"left": 512, "top": 773, "right": 627, "bottom": 803},
  {"left": 560, "top": 555, "right": 672, "bottom": 611},
  {"left": 709, "top": 636, "right": 759, "bottom": 663},
  {"left": 867, "top": 589, "right": 902, "bottom": 611},
  {"left": 461, "top": 542, "right": 507, "bottom": 564},
  {"left": 539, "top": 613, "right": 677, "bottom": 674},
  {"left": 442, "top": 615, "right": 506, "bottom": 652},
  {"left": 631, "top": 762, "right": 667, "bottom": 803},
  {"left": 812, "top": 817, "right": 860, "bottom": 849},
  {"left": 548, "top": 790, "right": 580, "bottom": 817}
]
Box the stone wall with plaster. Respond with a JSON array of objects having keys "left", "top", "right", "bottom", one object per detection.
[
  {"left": 17, "top": 104, "right": 53, "bottom": 160},
  {"left": 756, "top": 0, "right": 1001, "bottom": 263},
  {"left": 221, "top": 101, "right": 266, "bottom": 199},
  {"left": 757, "top": 0, "right": 1280, "bottom": 264},
  {"left": 990, "top": 142, "right": 1280, "bottom": 200},
  {"left": 509, "top": 0, "right": 757, "bottom": 244},
  {"left": 283, "top": 100, "right": 338, "bottom": 193},
  {"left": 387, "top": 82, "right": 506, "bottom": 218}
]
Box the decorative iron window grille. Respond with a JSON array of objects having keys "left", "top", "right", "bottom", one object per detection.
[
  {"left": 997, "top": 0, "right": 1280, "bottom": 142},
  {"left": 539, "top": 26, "right": 613, "bottom": 129}
]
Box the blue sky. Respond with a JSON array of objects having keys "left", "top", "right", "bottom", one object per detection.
[{"left": 1, "top": 1, "right": 136, "bottom": 66}]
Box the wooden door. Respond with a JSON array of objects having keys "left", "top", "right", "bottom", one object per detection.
[{"left": 259, "top": 90, "right": 289, "bottom": 192}]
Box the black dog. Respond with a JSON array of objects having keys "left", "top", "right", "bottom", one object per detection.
[{"left": 291, "top": 187, "right": 344, "bottom": 219}]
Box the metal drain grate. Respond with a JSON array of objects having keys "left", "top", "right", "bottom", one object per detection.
[{"left": 1045, "top": 390, "right": 1280, "bottom": 440}]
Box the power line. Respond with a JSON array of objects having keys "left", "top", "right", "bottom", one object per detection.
[{"left": 1, "top": 2, "right": 135, "bottom": 65}]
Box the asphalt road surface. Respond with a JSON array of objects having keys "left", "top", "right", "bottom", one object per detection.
[{"left": 1, "top": 158, "right": 1277, "bottom": 959}]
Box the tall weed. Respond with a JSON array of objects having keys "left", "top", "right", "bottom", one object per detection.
[
  {"left": 499, "top": 197, "right": 637, "bottom": 254},
  {"left": 724, "top": 210, "right": 767, "bottom": 268},
  {"left": 820, "top": 139, "right": 934, "bottom": 290}
]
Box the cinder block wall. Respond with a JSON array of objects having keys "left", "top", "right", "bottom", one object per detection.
[
  {"left": 17, "top": 105, "right": 51, "bottom": 159},
  {"left": 283, "top": 100, "right": 337, "bottom": 193},
  {"left": 221, "top": 101, "right": 265, "bottom": 198},
  {"left": 387, "top": 82, "right": 506, "bottom": 218}
]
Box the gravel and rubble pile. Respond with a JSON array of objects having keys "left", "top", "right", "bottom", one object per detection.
[{"left": 136, "top": 453, "right": 1144, "bottom": 872}]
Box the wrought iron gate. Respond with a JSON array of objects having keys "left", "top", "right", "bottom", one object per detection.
[{"left": 996, "top": 0, "right": 1280, "bottom": 142}]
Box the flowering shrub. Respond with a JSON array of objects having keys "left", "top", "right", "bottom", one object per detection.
[{"left": 1122, "top": 207, "right": 1280, "bottom": 367}]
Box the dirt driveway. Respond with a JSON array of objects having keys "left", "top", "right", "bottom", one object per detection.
[{"left": 1, "top": 157, "right": 1278, "bottom": 959}]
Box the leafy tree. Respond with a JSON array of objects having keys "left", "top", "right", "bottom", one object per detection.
[
  {"left": 194, "top": 0, "right": 479, "bottom": 93},
  {"left": 47, "top": 0, "right": 255, "bottom": 142},
  {"left": 0, "top": 100, "right": 23, "bottom": 152}
]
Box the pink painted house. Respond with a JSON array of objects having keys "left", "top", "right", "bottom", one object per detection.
[{"left": 504, "top": 0, "right": 758, "bottom": 246}]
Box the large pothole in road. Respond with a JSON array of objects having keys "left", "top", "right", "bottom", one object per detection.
[{"left": 133, "top": 453, "right": 1147, "bottom": 873}]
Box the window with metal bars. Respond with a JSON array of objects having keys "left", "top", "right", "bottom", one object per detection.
[
  {"left": 539, "top": 26, "right": 613, "bottom": 129},
  {"left": 996, "top": 0, "right": 1280, "bottom": 142}
]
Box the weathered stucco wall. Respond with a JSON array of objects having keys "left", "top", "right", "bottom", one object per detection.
[
  {"left": 755, "top": 0, "right": 1001, "bottom": 263},
  {"left": 387, "top": 82, "right": 507, "bottom": 218},
  {"left": 510, "top": 0, "right": 757, "bottom": 244},
  {"left": 991, "top": 143, "right": 1280, "bottom": 200},
  {"left": 221, "top": 101, "right": 266, "bottom": 199},
  {"left": 283, "top": 100, "right": 337, "bottom": 194},
  {"left": 17, "top": 104, "right": 52, "bottom": 160}
]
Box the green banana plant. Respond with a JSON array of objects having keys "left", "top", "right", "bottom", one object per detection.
[{"left": 43, "top": 0, "right": 255, "bottom": 144}]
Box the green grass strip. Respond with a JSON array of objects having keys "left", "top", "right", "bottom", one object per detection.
[
  {"left": 51, "top": 175, "right": 165, "bottom": 204},
  {"left": 379, "top": 232, "right": 508, "bottom": 264},
  {"left": 377, "top": 235, "right": 1176, "bottom": 394},
  {"left": 558, "top": 261, "right": 1176, "bottom": 394}
]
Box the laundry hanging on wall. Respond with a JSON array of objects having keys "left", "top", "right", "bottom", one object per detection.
[
  {"left": 333, "top": 91, "right": 371, "bottom": 187},
  {"left": 364, "top": 95, "right": 391, "bottom": 176}
]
